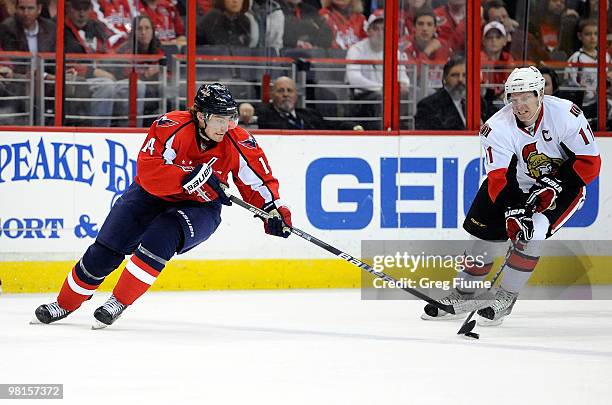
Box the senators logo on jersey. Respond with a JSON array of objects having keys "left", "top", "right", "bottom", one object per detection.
[{"left": 521, "top": 142, "right": 563, "bottom": 178}]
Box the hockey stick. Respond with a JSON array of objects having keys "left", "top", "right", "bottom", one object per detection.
[
  {"left": 457, "top": 204, "right": 535, "bottom": 339},
  {"left": 456, "top": 245, "right": 513, "bottom": 338},
  {"left": 227, "top": 194, "right": 456, "bottom": 314}
]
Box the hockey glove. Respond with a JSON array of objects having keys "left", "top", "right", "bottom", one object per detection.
[
  {"left": 182, "top": 162, "right": 232, "bottom": 206},
  {"left": 505, "top": 206, "right": 534, "bottom": 241},
  {"left": 526, "top": 175, "right": 563, "bottom": 213},
  {"left": 262, "top": 201, "right": 292, "bottom": 238}
]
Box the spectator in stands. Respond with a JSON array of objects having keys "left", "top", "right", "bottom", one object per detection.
[
  {"left": 280, "top": 0, "right": 333, "bottom": 49},
  {"left": 239, "top": 76, "right": 361, "bottom": 129},
  {"left": 483, "top": 0, "right": 518, "bottom": 40},
  {"left": 114, "top": 15, "right": 163, "bottom": 127},
  {"left": 415, "top": 55, "right": 494, "bottom": 130},
  {"left": 197, "top": 0, "right": 213, "bottom": 14},
  {"left": 1, "top": 0, "right": 56, "bottom": 58},
  {"left": 247, "top": 0, "right": 284, "bottom": 52},
  {"left": 565, "top": 18, "right": 612, "bottom": 125},
  {"left": 138, "top": 0, "right": 186, "bottom": 47},
  {"left": 539, "top": 66, "right": 560, "bottom": 96},
  {"left": 0, "top": 0, "right": 14, "bottom": 23},
  {"left": 319, "top": 0, "right": 366, "bottom": 50},
  {"left": 92, "top": 0, "right": 137, "bottom": 49},
  {"left": 569, "top": 0, "right": 612, "bottom": 34},
  {"left": 197, "top": 0, "right": 252, "bottom": 47},
  {"left": 481, "top": 21, "right": 513, "bottom": 101},
  {"left": 434, "top": 0, "right": 465, "bottom": 53},
  {"left": 404, "top": 9, "right": 450, "bottom": 62},
  {"left": 40, "top": 0, "right": 57, "bottom": 19},
  {"left": 400, "top": 0, "right": 431, "bottom": 36},
  {"left": 482, "top": 0, "right": 544, "bottom": 62},
  {"left": 64, "top": 0, "right": 117, "bottom": 127},
  {"left": 1, "top": 0, "right": 56, "bottom": 123},
  {"left": 528, "top": 0, "right": 580, "bottom": 63},
  {"left": 0, "top": 54, "right": 19, "bottom": 123},
  {"left": 346, "top": 10, "right": 411, "bottom": 129}
]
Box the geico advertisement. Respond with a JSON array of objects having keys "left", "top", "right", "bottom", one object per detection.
[{"left": 0, "top": 132, "right": 609, "bottom": 259}]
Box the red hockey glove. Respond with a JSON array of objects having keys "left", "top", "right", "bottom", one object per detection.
[
  {"left": 526, "top": 175, "right": 563, "bottom": 213},
  {"left": 505, "top": 206, "right": 534, "bottom": 241},
  {"left": 182, "top": 161, "right": 231, "bottom": 206},
  {"left": 262, "top": 202, "right": 292, "bottom": 238}
]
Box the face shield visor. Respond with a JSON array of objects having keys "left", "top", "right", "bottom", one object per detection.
[{"left": 205, "top": 113, "right": 239, "bottom": 131}]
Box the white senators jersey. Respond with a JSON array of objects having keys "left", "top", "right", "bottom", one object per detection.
[{"left": 480, "top": 95, "right": 601, "bottom": 205}]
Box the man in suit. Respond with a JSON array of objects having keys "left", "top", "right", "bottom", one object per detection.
[
  {"left": 1, "top": 0, "right": 56, "bottom": 58},
  {"left": 0, "top": 0, "right": 56, "bottom": 123},
  {"left": 239, "top": 76, "right": 361, "bottom": 130},
  {"left": 415, "top": 55, "right": 495, "bottom": 130}
]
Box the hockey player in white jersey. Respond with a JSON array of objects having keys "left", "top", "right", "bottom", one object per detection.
[{"left": 422, "top": 66, "right": 601, "bottom": 325}]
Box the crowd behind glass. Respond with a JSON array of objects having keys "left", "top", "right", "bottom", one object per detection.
[{"left": 0, "top": 0, "right": 610, "bottom": 129}]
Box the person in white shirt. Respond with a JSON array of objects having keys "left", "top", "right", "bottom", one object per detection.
[{"left": 345, "top": 10, "right": 410, "bottom": 129}]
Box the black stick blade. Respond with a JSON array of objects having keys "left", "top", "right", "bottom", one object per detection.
[{"left": 457, "top": 319, "right": 476, "bottom": 335}]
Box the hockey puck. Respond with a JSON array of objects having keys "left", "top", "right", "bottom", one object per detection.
[{"left": 464, "top": 332, "right": 480, "bottom": 339}]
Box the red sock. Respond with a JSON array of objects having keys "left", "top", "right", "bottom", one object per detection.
[
  {"left": 57, "top": 266, "right": 99, "bottom": 311},
  {"left": 113, "top": 255, "right": 161, "bottom": 305},
  {"left": 464, "top": 261, "right": 493, "bottom": 276}
]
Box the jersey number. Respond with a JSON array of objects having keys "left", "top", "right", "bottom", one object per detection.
[
  {"left": 141, "top": 138, "right": 156, "bottom": 155},
  {"left": 486, "top": 146, "right": 494, "bottom": 164},
  {"left": 579, "top": 126, "right": 594, "bottom": 145},
  {"left": 259, "top": 157, "right": 270, "bottom": 174}
]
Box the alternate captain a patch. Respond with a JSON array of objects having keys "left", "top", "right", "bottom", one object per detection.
[
  {"left": 155, "top": 115, "right": 179, "bottom": 127},
  {"left": 240, "top": 135, "right": 258, "bottom": 149}
]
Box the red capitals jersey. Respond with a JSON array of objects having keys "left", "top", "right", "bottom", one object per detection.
[
  {"left": 134, "top": 111, "right": 282, "bottom": 209},
  {"left": 434, "top": 4, "right": 465, "bottom": 53},
  {"left": 138, "top": 0, "right": 185, "bottom": 42},
  {"left": 92, "top": 0, "right": 135, "bottom": 48},
  {"left": 319, "top": 7, "right": 366, "bottom": 50},
  {"left": 403, "top": 37, "right": 451, "bottom": 63}
]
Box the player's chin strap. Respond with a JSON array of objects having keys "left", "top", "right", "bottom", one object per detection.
[
  {"left": 220, "top": 187, "right": 456, "bottom": 315},
  {"left": 194, "top": 111, "right": 212, "bottom": 142},
  {"left": 524, "top": 95, "right": 543, "bottom": 125}
]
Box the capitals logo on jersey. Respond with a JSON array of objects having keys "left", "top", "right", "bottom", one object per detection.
[
  {"left": 239, "top": 134, "right": 258, "bottom": 149},
  {"left": 155, "top": 115, "right": 179, "bottom": 127},
  {"left": 521, "top": 142, "right": 563, "bottom": 178}
]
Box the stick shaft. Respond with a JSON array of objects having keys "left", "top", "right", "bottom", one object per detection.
[{"left": 229, "top": 195, "right": 455, "bottom": 314}]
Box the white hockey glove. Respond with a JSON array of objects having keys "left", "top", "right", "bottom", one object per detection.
[{"left": 182, "top": 157, "right": 231, "bottom": 206}]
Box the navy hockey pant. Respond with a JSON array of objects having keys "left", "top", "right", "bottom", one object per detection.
[{"left": 80, "top": 182, "right": 222, "bottom": 281}]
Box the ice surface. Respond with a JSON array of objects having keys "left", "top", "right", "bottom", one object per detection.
[{"left": 2, "top": 290, "right": 612, "bottom": 404}]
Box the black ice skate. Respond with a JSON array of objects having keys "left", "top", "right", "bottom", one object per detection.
[
  {"left": 476, "top": 287, "right": 518, "bottom": 326},
  {"left": 421, "top": 289, "right": 492, "bottom": 320},
  {"left": 31, "top": 302, "right": 72, "bottom": 324},
  {"left": 93, "top": 295, "right": 127, "bottom": 329}
]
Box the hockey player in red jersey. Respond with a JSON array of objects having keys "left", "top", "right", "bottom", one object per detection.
[
  {"left": 32, "top": 83, "right": 292, "bottom": 329},
  {"left": 422, "top": 66, "right": 601, "bottom": 325}
]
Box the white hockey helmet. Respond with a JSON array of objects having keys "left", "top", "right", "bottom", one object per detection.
[{"left": 504, "top": 66, "right": 546, "bottom": 104}]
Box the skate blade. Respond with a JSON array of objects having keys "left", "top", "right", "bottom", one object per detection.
[
  {"left": 421, "top": 312, "right": 468, "bottom": 321},
  {"left": 92, "top": 320, "right": 110, "bottom": 330},
  {"left": 477, "top": 316, "right": 504, "bottom": 327},
  {"left": 29, "top": 316, "right": 43, "bottom": 325}
]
